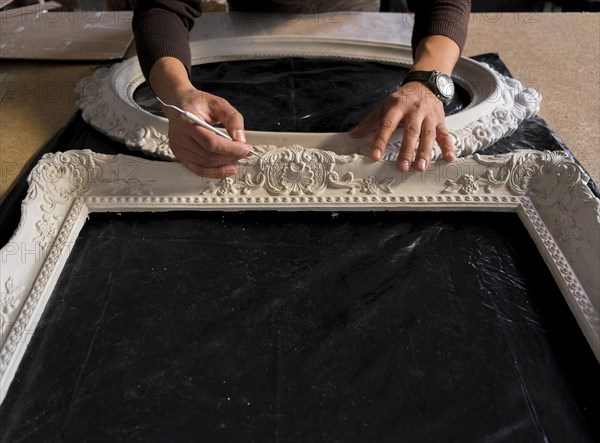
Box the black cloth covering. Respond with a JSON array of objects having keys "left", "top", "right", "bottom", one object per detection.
[
  {"left": 134, "top": 57, "right": 471, "bottom": 131},
  {"left": 0, "top": 55, "right": 598, "bottom": 442}
]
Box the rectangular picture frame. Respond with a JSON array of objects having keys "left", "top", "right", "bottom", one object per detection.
[{"left": 1, "top": 147, "right": 598, "bottom": 402}]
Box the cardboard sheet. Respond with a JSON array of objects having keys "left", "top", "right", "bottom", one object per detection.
[
  {"left": 0, "top": 9, "right": 133, "bottom": 60},
  {"left": 0, "top": 1, "right": 61, "bottom": 19},
  {"left": 191, "top": 11, "right": 413, "bottom": 45}
]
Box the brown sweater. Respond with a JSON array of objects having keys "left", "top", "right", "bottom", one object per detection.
[{"left": 132, "top": 0, "right": 471, "bottom": 82}]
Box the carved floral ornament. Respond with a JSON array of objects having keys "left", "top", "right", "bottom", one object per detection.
[
  {"left": 203, "top": 146, "right": 395, "bottom": 197},
  {"left": 0, "top": 147, "right": 598, "bottom": 403}
]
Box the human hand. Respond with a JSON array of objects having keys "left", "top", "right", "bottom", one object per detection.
[
  {"left": 349, "top": 81, "right": 456, "bottom": 172},
  {"left": 161, "top": 87, "right": 252, "bottom": 178}
]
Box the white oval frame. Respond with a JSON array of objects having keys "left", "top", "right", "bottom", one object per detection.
[{"left": 75, "top": 36, "right": 541, "bottom": 161}]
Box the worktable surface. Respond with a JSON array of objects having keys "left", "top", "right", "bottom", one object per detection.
[{"left": 1, "top": 12, "right": 598, "bottom": 199}]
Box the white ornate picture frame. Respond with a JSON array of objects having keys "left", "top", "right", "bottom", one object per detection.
[
  {"left": 75, "top": 37, "right": 541, "bottom": 161},
  {"left": 1, "top": 147, "right": 599, "bottom": 403}
]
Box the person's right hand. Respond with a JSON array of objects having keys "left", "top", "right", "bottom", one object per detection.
[
  {"left": 149, "top": 57, "right": 252, "bottom": 179},
  {"left": 161, "top": 87, "right": 252, "bottom": 178}
]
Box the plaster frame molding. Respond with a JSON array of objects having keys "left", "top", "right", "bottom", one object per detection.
[
  {"left": 75, "top": 36, "right": 541, "bottom": 161},
  {"left": 1, "top": 147, "right": 598, "bottom": 403}
]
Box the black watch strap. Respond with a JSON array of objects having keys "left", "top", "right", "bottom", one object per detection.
[{"left": 402, "top": 71, "right": 435, "bottom": 84}]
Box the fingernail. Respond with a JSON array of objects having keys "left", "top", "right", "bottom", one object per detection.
[
  {"left": 401, "top": 160, "right": 410, "bottom": 172},
  {"left": 234, "top": 130, "right": 246, "bottom": 143},
  {"left": 417, "top": 159, "right": 426, "bottom": 171},
  {"left": 373, "top": 148, "right": 382, "bottom": 160}
]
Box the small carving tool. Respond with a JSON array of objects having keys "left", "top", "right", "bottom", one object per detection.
[{"left": 156, "top": 96, "right": 263, "bottom": 159}]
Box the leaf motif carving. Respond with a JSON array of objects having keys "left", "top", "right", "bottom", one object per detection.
[
  {"left": 0, "top": 278, "right": 25, "bottom": 318},
  {"left": 34, "top": 213, "right": 60, "bottom": 251}
]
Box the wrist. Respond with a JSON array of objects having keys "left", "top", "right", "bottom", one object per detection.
[
  {"left": 149, "top": 57, "right": 196, "bottom": 104},
  {"left": 412, "top": 35, "right": 460, "bottom": 75},
  {"left": 402, "top": 70, "right": 455, "bottom": 106}
]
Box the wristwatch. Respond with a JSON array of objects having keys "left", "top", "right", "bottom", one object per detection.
[{"left": 401, "top": 70, "right": 455, "bottom": 106}]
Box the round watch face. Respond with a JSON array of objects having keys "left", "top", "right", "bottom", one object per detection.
[{"left": 435, "top": 74, "right": 455, "bottom": 99}]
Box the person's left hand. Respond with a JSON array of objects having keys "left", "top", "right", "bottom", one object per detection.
[{"left": 349, "top": 81, "right": 456, "bottom": 172}]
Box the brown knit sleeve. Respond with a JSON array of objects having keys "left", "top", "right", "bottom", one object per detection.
[
  {"left": 131, "top": 0, "right": 202, "bottom": 82},
  {"left": 408, "top": 0, "right": 471, "bottom": 54}
]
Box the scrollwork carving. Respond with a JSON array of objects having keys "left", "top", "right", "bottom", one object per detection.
[
  {"left": 203, "top": 146, "right": 395, "bottom": 196},
  {"left": 450, "top": 69, "right": 541, "bottom": 158},
  {"left": 75, "top": 69, "right": 171, "bottom": 157},
  {"left": 474, "top": 150, "right": 599, "bottom": 251},
  {"left": 249, "top": 146, "right": 355, "bottom": 196},
  {"left": 472, "top": 151, "right": 596, "bottom": 204},
  {"left": 26, "top": 151, "right": 109, "bottom": 212}
]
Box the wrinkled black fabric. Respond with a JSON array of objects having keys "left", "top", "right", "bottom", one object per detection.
[
  {"left": 134, "top": 58, "right": 470, "bottom": 131},
  {"left": 1, "top": 211, "right": 598, "bottom": 442},
  {"left": 1, "top": 54, "right": 599, "bottom": 442}
]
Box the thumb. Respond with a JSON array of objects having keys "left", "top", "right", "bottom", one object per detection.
[{"left": 211, "top": 97, "right": 246, "bottom": 143}]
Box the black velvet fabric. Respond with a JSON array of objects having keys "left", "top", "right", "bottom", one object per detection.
[
  {"left": 0, "top": 55, "right": 599, "bottom": 442},
  {"left": 1, "top": 211, "right": 598, "bottom": 442},
  {"left": 134, "top": 58, "right": 470, "bottom": 132}
]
